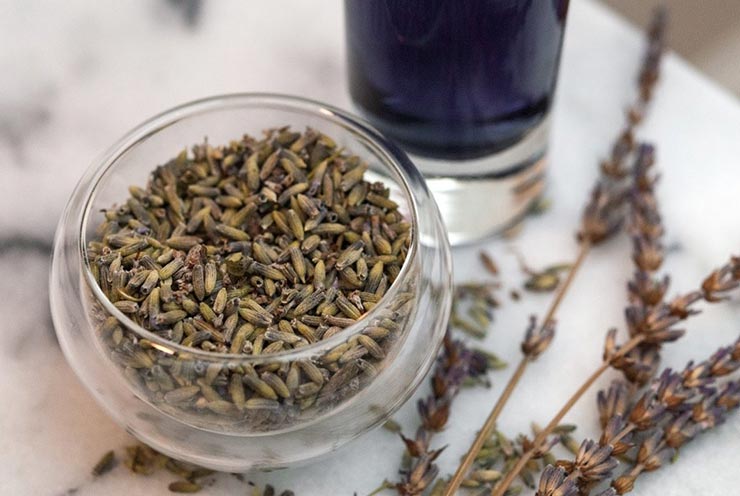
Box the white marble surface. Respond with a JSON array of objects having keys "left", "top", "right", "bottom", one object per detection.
[{"left": 1, "top": 1, "right": 739, "bottom": 495}]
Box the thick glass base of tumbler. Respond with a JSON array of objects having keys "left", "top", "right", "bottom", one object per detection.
[{"left": 410, "top": 119, "right": 549, "bottom": 245}]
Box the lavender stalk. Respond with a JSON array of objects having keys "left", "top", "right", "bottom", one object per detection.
[
  {"left": 395, "top": 333, "right": 490, "bottom": 495},
  {"left": 445, "top": 9, "right": 669, "bottom": 494},
  {"left": 614, "top": 143, "right": 667, "bottom": 386},
  {"left": 493, "top": 255, "right": 740, "bottom": 495},
  {"left": 537, "top": 337, "right": 740, "bottom": 495}
]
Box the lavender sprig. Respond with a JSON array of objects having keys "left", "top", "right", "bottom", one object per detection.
[
  {"left": 495, "top": 254, "right": 740, "bottom": 496},
  {"left": 448, "top": 10, "right": 670, "bottom": 496},
  {"left": 614, "top": 143, "right": 666, "bottom": 386},
  {"left": 578, "top": 6, "right": 668, "bottom": 245},
  {"left": 540, "top": 337, "right": 740, "bottom": 495},
  {"left": 605, "top": 256, "right": 740, "bottom": 360},
  {"left": 396, "top": 333, "right": 489, "bottom": 495}
]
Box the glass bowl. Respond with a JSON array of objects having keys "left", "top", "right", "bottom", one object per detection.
[{"left": 50, "top": 94, "right": 452, "bottom": 471}]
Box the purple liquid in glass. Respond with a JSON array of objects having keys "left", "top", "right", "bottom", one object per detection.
[{"left": 346, "top": 0, "right": 569, "bottom": 160}]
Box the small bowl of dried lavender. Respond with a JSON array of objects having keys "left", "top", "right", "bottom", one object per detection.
[{"left": 50, "top": 94, "right": 452, "bottom": 471}]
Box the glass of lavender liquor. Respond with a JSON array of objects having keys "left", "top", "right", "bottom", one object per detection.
[{"left": 345, "top": 0, "right": 570, "bottom": 244}]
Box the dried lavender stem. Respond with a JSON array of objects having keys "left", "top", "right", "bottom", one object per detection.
[
  {"left": 492, "top": 335, "right": 646, "bottom": 496},
  {"left": 542, "top": 241, "right": 592, "bottom": 326},
  {"left": 445, "top": 242, "right": 591, "bottom": 496}
]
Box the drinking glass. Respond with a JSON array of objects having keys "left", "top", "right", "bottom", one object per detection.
[{"left": 345, "top": 0, "right": 570, "bottom": 243}]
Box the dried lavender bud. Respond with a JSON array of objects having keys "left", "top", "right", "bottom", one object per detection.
[
  {"left": 480, "top": 251, "right": 499, "bottom": 275},
  {"left": 168, "top": 480, "right": 202, "bottom": 493},
  {"left": 523, "top": 265, "right": 571, "bottom": 293},
  {"left": 92, "top": 450, "right": 116, "bottom": 477},
  {"left": 383, "top": 419, "right": 402, "bottom": 433},
  {"left": 451, "top": 281, "right": 499, "bottom": 339},
  {"left": 514, "top": 252, "right": 571, "bottom": 294}
]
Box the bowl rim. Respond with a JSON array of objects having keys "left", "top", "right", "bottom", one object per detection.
[{"left": 78, "top": 92, "right": 422, "bottom": 362}]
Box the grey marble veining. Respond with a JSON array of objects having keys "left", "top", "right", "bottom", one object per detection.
[{"left": 1, "top": 0, "right": 739, "bottom": 495}]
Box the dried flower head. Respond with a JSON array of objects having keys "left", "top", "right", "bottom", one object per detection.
[
  {"left": 573, "top": 440, "right": 619, "bottom": 483},
  {"left": 662, "top": 411, "right": 700, "bottom": 449},
  {"left": 635, "top": 431, "right": 674, "bottom": 471},
  {"left": 601, "top": 130, "right": 634, "bottom": 179},
  {"left": 701, "top": 258, "right": 740, "bottom": 301},
  {"left": 597, "top": 381, "right": 632, "bottom": 428},
  {"left": 536, "top": 465, "right": 578, "bottom": 496},
  {"left": 617, "top": 346, "right": 661, "bottom": 385},
  {"left": 599, "top": 416, "right": 634, "bottom": 456},
  {"left": 611, "top": 474, "right": 636, "bottom": 495},
  {"left": 654, "top": 369, "right": 692, "bottom": 408},
  {"left": 521, "top": 316, "right": 556, "bottom": 359},
  {"left": 578, "top": 184, "right": 628, "bottom": 245},
  {"left": 667, "top": 290, "right": 703, "bottom": 319},
  {"left": 396, "top": 450, "right": 442, "bottom": 496},
  {"left": 716, "top": 381, "right": 740, "bottom": 410},
  {"left": 628, "top": 272, "right": 669, "bottom": 307},
  {"left": 627, "top": 393, "right": 666, "bottom": 430}
]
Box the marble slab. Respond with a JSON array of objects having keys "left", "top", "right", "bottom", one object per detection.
[{"left": 1, "top": 0, "right": 739, "bottom": 494}]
